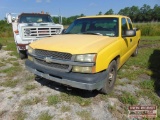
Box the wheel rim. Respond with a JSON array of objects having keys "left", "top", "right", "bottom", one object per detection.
[{"left": 108, "top": 67, "right": 115, "bottom": 87}]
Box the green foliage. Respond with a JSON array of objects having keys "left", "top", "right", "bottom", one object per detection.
[
  {"left": 134, "top": 22, "right": 160, "bottom": 36},
  {"left": 141, "top": 36, "right": 160, "bottom": 40},
  {"left": 104, "top": 9, "right": 114, "bottom": 15},
  {"left": 38, "top": 112, "right": 53, "bottom": 120},
  {"left": 60, "top": 93, "right": 91, "bottom": 107},
  {"left": 47, "top": 93, "right": 91, "bottom": 106},
  {"left": 118, "top": 38, "right": 160, "bottom": 80},
  {"left": 0, "top": 79, "right": 20, "bottom": 88},
  {"left": 21, "top": 97, "right": 41, "bottom": 106},
  {"left": 61, "top": 105, "right": 71, "bottom": 112},
  {"left": 76, "top": 110, "right": 92, "bottom": 120},
  {"left": 0, "top": 20, "right": 13, "bottom": 37},
  {"left": 47, "top": 95, "right": 60, "bottom": 105},
  {"left": 139, "top": 80, "right": 154, "bottom": 91},
  {"left": 53, "top": 14, "right": 85, "bottom": 25},
  {"left": 0, "top": 66, "right": 22, "bottom": 77},
  {"left": 120, "top": 92, "right": 138, "bottom": 105},
  {"left": 0, "top": 37, "right": 19, "bottom": 57},
  {"left": 25, "top": 84, "right": 37, "bottom": 91},
  {"left": 118, "top": 4, "right": 160, "bottom": 22}
]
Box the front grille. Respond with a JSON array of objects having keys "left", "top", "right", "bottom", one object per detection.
[
  {"left": 35, "top": 58, "right": 69, "bottom": 70},
  {"left": 23, "top": 27, "right": 61, "bottom": 38},
  {"left": 35, "top": 49, "right": 72, "bottom": 60}
]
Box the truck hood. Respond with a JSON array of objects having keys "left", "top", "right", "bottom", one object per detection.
[
  {"left": 30, "top": 34, "right": 117, "bottom": 54},
  {"left": 19, "top": 23, "right": 63, "bottom": 27}
]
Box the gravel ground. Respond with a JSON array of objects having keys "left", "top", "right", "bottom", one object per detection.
[
  {"left": 0, "top": 49, "right": 118, "bottom": 120},
  {"left": 0, "top": 48, "right": 155, "bottom": 120}
]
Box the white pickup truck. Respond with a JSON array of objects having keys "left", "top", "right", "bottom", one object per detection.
[{"left": 6, "top": 12, "right": 64, "bottom": 59}]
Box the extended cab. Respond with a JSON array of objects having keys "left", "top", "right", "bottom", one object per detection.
[
  {"left": 25, "top": 15, "right": 141, "bottom": 94},
  {"left": 6, "top": 12, "right": 63, "bottom": 59}
]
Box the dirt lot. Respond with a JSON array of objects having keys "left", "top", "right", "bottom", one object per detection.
[{"left": 0, "top": 39, "right": 160, "bottom": 120}]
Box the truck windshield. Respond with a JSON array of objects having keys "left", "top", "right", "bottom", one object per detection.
[
  {"left": 19, "top": 14, "right": 53, "bottom": 23},
  {"left": 65, "top": 18, "right": 119, "bottom": 37}
]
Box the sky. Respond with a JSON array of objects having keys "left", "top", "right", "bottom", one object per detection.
[{"left": 0, "top": 0, "right": 160, "bottom": 20}]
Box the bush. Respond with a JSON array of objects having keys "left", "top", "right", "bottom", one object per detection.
[
  {"left": 134, "top": 22, "right": 160, "bottom": 36},
  {"left": 0, "top": 20, "right": 13, "bottom": 37}
]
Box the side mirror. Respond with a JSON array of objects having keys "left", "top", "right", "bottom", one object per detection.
[
  {"left": 6, "top": 13, "right": 12, "bottom": 24},
  {"left": 122, "top": 30, "right": 136, "bottom": 37}
]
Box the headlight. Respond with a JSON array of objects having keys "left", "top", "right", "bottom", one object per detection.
[
  {"left": 75, "top": 54, "right": 96, "bottom": 62},
  {"left": 25, "top": 29, "right": 31, "bottom": 36},
  {"left": 28, "top": 46, "right": 34, "bottom": 54},
  {"left": 72, "top": 66, "right": 95, "bottom": 73},
  {"left": 55, "top": 29, "right": 60, "bottom": 34}
]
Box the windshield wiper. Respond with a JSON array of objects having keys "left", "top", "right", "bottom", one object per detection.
[{"left": 81, "top": 32, "right": 103, "bottom": 36}]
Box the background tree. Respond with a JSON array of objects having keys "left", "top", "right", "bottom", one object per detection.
[
  {"left": 129, "top": 6, "right": 139, "bottom": 22},
  {"left": 152, "top": 4, "right": 160, "bottom": 21},
  {"left": 118, "top": 7, "right": 130, "bottom": 16},
  {"left": 97, "top": 11, "right": 103, "bottom": 15},
  {"left": 137, "top": 4, "right": 152, "bottom": 22},
  {"left": 104, "top": 9, "right": 114, "bottom": 15}
]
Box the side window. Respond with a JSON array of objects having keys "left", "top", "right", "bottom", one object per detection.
[
  {"left": 127, "top": 18, "right": 133, "bottom": 30},
  {"left": 121, "top": 18, "right": 128, "bottom": 35}
]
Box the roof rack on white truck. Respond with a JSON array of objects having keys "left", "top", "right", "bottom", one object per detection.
[{"left": 6, "top": 12, "right": 64, "bottom": 59}]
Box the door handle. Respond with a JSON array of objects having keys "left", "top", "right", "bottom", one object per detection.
[{"left": 130, "top": 39, "right": 132, "bottom": 42}]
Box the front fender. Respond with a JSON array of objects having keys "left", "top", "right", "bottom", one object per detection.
[{"left": 95, "top": 40, "right": 121, "bottom": 72}]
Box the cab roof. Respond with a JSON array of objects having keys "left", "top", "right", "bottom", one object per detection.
[
  {"left": 78, "top": 15, "right": 129, "bottom": 19},
  {"left": 19, "top": 13, "right": 50, "bottom": 16}
]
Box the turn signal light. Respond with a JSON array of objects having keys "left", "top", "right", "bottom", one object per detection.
[{"left": 14, "top": 30, "right": 19, "bottom": 34}]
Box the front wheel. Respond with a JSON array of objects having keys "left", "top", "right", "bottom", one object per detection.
[
  {"left": 100, "top": 60, "right": 117, "bottom": 94},
  {"left": 19, "top": 50, "right": 27, "bottom": 59}
]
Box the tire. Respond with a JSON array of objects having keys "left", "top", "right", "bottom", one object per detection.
[
  {"left": 100, "top": 60, "right": 117, "bottom": 94},
  {"left": 19, "top": 50, "right": 27, "bottom": 59},
  {"left": 132, "top": 44, "right": 139, "bottom": 57}
]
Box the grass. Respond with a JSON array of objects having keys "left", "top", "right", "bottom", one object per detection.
[
  {"left": 60, "top": 92, "right": 91, "bottom": 106},
  {"left": 0, "top": 79, "right": 20, "bottom": 88},
  {"left": 47, "top": 95, "right": 60, "bottom": 105},
  {"left": 13, "top": 109, "right": 26, "bottom": 120},
  {"left": 38, "top": 112, "right": 53, "bottom": 120},
  {"left": 117, "top": 37, "right": 160, "bottom": 80},
  {"left": 0, "top": 37, "right": 18, "bottom": 57},
  {"left": 0, "top": 34, "right": 160, "bottom": 119},
  {"left": 12, "top": 62, "right": 20, "bottom": 66},
  {"left": 116, "top": 37, "right": 160, "bottom": 119},
  {"left": 25, "top": 84, "right": 37, "bottom": 91},
  {"left": 0, "top": 66, "right": 22, "bottom": 77},
  {"left": 0, "top": 62, "right": 5, "bottom": 67},
  {"left": 141, "top": 36, "right": 160, "bottom": 40},
  {"left": 0, "top": 89, "right": 5, "bottom": 92},
  {"left": 61, "top": 105, "right": 71, "bottom": 112},
  {"left": 47, "top": 92, "right": 91, "bottom": 106},
  {"left": 25, "top": 75, "right": 35, "bottom": 81},
  {"left": 21, "top": 97, "right": 42, "bottom": 106},
  {"left": 119, "top": 92, "right": 138, "bottom": 105},
  {"left": 108, "top": 104, "right": 116, "bottom": 112},
  {"left": 76, "top": 110, "right": 93, "bottom": 120},
  {"left": 139, "top": 80, "right": 154, "bottom": 90},
  {"left": 134, "top": 22, "right": 160, "bottom": 36}
]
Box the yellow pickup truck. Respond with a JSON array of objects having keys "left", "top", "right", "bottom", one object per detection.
[{"left": 25, "top": 15, "right": 141, "bottom": 94}]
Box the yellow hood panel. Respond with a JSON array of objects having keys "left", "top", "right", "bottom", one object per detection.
[{"left": 30, "top": 34, "right": 117, "bottom": 54}]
